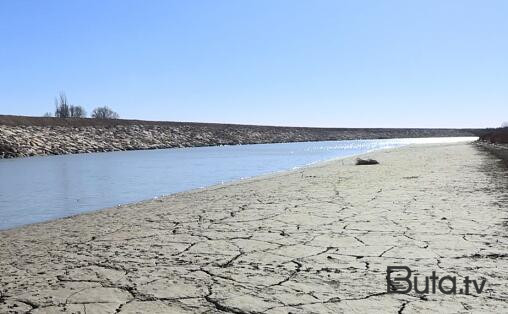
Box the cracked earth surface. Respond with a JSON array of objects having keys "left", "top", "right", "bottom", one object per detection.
[{"left": 1, "top": 142, "right": 508, "bottom": 313}]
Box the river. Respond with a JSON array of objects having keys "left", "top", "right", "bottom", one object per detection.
[{"left": 0, "top": 137, "right": 475, "bottom": 229}]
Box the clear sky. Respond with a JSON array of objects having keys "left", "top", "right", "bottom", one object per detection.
[{"left": 0, "top": 0, "right": 506, "bottom": 128}]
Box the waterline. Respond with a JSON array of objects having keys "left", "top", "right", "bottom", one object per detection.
[{"left": 0, "top": 137, "right": 476, "bottom": 229}]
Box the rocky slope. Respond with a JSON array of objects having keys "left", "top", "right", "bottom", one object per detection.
[
  {"left": 479, "top": 128, "right": 508, "bottom": 144},
  {"left": 0, "top": 115, "right": 481, "bottom": 158},
  {"left": 477, "top": 128, "right": 508, "bottom": 164}
]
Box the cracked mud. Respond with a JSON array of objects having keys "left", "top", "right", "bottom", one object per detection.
[{"left": 1, "top": 143, "right": 507, "bottom": 313}]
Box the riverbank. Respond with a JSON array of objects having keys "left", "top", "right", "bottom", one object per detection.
[
  {"left": 1, "top": 142, "right": 507, "bottom": 313},
  {"left": 476, "top": 142, "right": 508, "bottom": 165},
  {"left": 477, "top": 128, "right": 508, "bottom": 165},
  {"left": 0, "top": 115, "right": 482, "bottom": 158},
  {"left": 479, "top": 127, "right": 508, "bottom": 144}
]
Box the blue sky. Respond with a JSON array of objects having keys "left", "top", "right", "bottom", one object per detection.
[{"left": 0, "top": 0, "right": 506, "bottom": 128}]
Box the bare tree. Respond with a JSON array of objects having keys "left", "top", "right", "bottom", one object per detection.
[
  {"left": 43, "top": 112, "right": 53, "bottom": 117},
  {"left": 502, "top": 121, "right": 508, "bottom": 128},
  {"left": 54, "top": 93, "right": 70, "bottom": 118},
  {"left": 53, "top": 93, "right": 87, "bottom": 118},
  {"left": 91, "top": 106, "right": 119, "bottom": 119},
  {"left": 69, "top": 105, "right": 87, "bottom": 118}
]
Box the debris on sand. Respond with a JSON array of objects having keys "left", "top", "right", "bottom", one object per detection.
[{"left": 355, "top": 158, "right": 379, "bottom": 165}]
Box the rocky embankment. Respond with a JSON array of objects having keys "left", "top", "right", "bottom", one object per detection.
[
  {"left": 0, "top": 115, "right": 481, "bottom": 158},
  {"left": 479, "top": 128, "right": 508, "bottom": 144},
  {"left": 477, "top": 128, "right": 508, "bottom": 164}
]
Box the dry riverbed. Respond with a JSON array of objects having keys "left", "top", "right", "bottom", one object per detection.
[{"left": 1, "top": 142, "right": 507, "bottom": 313}]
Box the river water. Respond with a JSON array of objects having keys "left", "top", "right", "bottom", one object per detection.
[{"left": 0, "top": 137, "right": 475, "bottom": 229}]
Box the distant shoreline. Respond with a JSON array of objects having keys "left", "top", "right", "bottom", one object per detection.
[{"left": 0, "top": 114, "right": 485, "bottom": 159}]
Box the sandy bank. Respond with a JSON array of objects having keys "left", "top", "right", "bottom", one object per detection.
[{"left": 1, "top": 142, "right": 507, "bottom": 313}]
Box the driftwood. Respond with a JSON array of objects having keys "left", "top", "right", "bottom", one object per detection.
[{"left": 355, "top": 158, "right": 379, "bottom": 165}]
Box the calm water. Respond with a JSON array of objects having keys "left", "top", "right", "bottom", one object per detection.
[{"left": 0, "top": 137, "right": 475, "bottom": 230}]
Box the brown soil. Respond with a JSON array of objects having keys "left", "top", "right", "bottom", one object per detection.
[{"left": 0, "top": 114, "right": 487, "bottom": 135}]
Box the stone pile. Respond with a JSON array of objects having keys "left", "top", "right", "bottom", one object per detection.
[{"left": 0, "top": 123, "right": 477, "bottom": 158}]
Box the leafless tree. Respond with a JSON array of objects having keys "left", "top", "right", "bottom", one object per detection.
[
  {"left": 69, "top": 105, "right": 87, "bottom": 118},
  {"left": 502, "top": 121, "right": 508, "bottom": 128},
  {"left": 43, "top": 112, "right": 52, "bottom": 117},
  {"left": 53, "top": 93, "right": 87, "bottom": 118},
  {"left": 54, "top": 93, "right": 70, "bottom": 118},
  {"left": 91, "top": 106, "right": 119, "bottom": 119}
]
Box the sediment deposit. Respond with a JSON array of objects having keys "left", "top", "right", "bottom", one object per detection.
[{"left": 1, "top": 143, "right": 507, "bottom": 313}]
